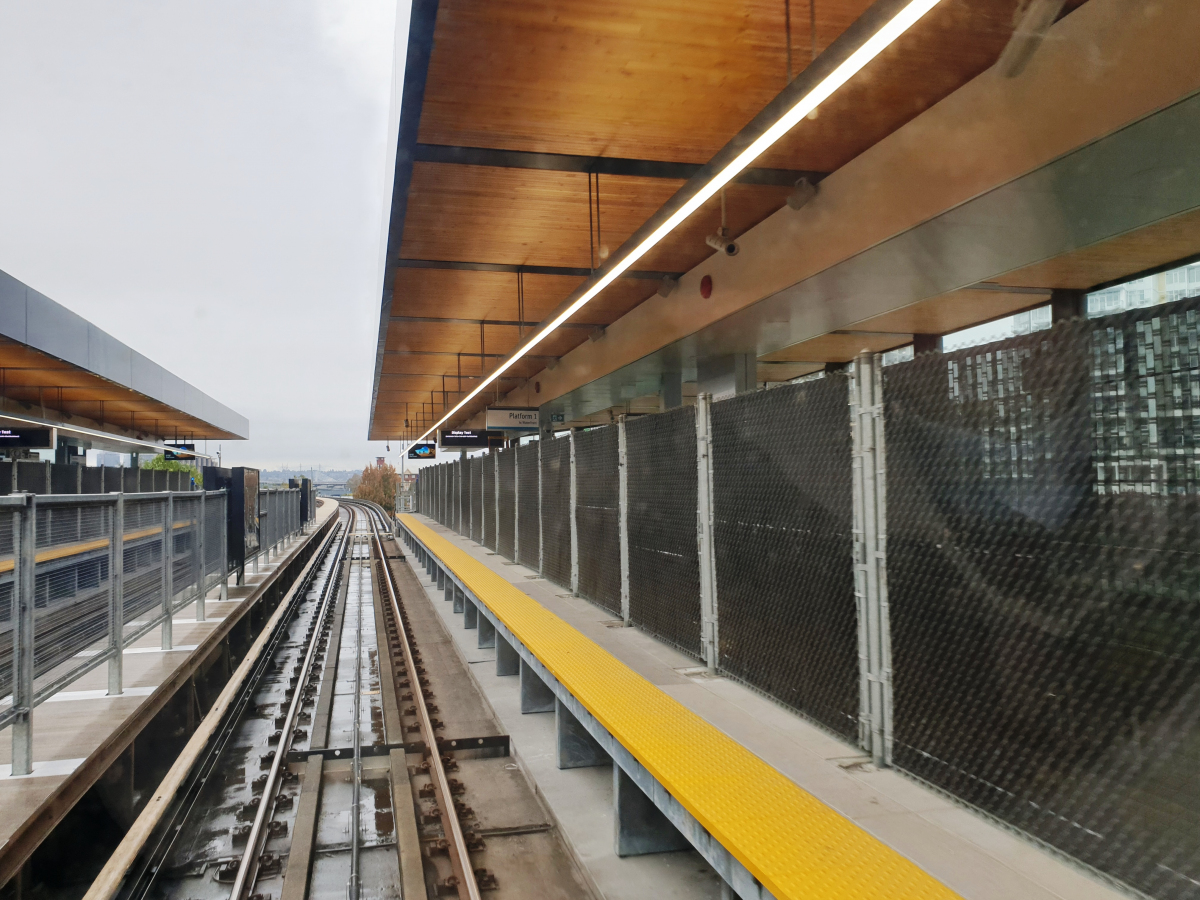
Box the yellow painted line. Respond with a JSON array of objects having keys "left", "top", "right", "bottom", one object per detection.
[
  {"left": 0, "top": 519, "right": 197, "bottom": 574},
  {"left": 401, "top": 514, "right": 959, "bottom": 900}
]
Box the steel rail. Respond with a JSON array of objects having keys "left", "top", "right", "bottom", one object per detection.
[
  {"left": 228, "top": 514, "right": 352, "bottom": 900},
  {"left": 94, "top": 518, "right": 342, "bottom": 900},
  {"left": 349, "top": 511, "right": 363, "bottom": 900},
  {"left": 359, "top": 502, "right": 482, "bottom": 900}
]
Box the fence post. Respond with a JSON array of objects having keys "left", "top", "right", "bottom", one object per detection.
[
  {"left": 617, "top": 416, "right": 631, "bottom": 626},
  {"left": 695, "top": 394, "right": 719, "bottom": 673},
  {"left": 536, "top": 441, "right": 544, "bottom": 575},
  {"left": 162, "top": 493, "right": 174, "bottom": 650},
  {"left": 108, "top": 493, "right": 124, "bottom": 696},
  {"left": 513, "top": 449, "right": 520, "bottom": 561},
  {"left": 851, "top": 351, "right": 892, "bottom": 767},
  {"left": 197, "top": 491, "right": 207, "bottom": 619},
  {"left": 569, "top": 431, "right": 579, "bottom": 595},
  {"left": 11, "top": 495, "right": 35, "bottom": 775},
  {"left": 218, "top": 492, "right": 228, "bottom": 603}
]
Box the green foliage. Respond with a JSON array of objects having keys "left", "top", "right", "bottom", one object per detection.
[{"left": 141, "top": 454, "right": 201, "bottom": 488}]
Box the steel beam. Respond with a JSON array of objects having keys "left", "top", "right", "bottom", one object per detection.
[{"left": 414, "top": 143, "right": 827, "bottom": 186}]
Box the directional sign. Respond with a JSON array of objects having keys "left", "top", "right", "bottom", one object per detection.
[{"left": 486, "top": 407, "right": 539, "bottom": 430}]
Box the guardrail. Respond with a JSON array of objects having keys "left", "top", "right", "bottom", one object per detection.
[{"left": 0, "top": 489, "right": 241, "bottom": 776}]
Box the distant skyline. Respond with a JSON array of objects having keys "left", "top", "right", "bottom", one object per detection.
[{"left": 0, "top": 1, "right": 413, "bottom": 471}]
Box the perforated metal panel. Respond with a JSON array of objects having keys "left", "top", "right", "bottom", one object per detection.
[
  {"left": 470, "top": 457, "right": 482, "bottom": 542},
  {"left": 498, "top": 448, "right": 516, "bottom": 559},
  {"left": 541, "top": 435, "right": 572, "bottom": 588},
  {"left": 886, "top": 304, "right": 1200, "bottom": 899},
  {"left": 627, "top": 407, "right": 700, "bottom": 655},
  {"left": 574, "top": 426, "right": 621, "bottom": 614},
  {"left": 482, "top": 455, "right": 496, "bottom": 551},
  {"left": 711, "top": 376, "right": 858, "bottom": 739},
  {"left": 517, "top": 442, "right": 540, "bottom": 570}
]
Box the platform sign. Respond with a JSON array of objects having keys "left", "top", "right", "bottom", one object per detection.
[
  {"left": 408, "top": 443, "right": 436, "bottom": 460},
  {"left": 485, "top": 407, "right": 539, "bottom": 430},
  {"left": 164, "top": 443, "right": 195, "bottom": 460},
  {"left": 0, "top": 426, "right": 54, "bottom": 449},
  {"left": 439, "top": 429, "right": 502, "bottom": 448}
]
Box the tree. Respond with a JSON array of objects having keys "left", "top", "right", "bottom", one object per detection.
[
  {"left": 353, "top": 461, "right": 398, "bottom": 514},
  {"left": 141, "top": 454, "right": 201, "bottom": 488}
]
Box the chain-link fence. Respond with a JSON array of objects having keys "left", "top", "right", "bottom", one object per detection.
[
  {"left": 574, "top": 424, "right": 621, "bottom": 615},
  {"left": 482, "top": 456, "right": 496, "bottom": 551},
  {"left": 712, "top": 375, "right": 859, "bottom": 739},
  {"left": 886, "top": 309, "right": 1200, "bottom": 900},
  {"left": 517, "top": 442, "right": 540, "bottom": 570},
  {"left": 627, "top": 407, "right": 701, "bottom": 654},
  {"left": 408, "top": 297, "right": 1200, "bottom": 899},
  {"left": 541, "top": 435, "right": 571, "bottom": 585},
  {"left": 469, "top": 457, "right": 482, "bottom": 542},
  {"left": 498, "top": 448, "right": 516, "bottom": 560}
]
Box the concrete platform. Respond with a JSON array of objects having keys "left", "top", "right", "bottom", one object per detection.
[
  {"left": 406, "top": 514, "right": 1128, "bottom": 900},
  {"left": 0, "top": 498, "right": 339, "bottom": 885}
]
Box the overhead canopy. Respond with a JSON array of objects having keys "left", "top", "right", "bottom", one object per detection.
[
  {"left": 0, "top": 268, "right": 248, "bottom": 448},
  {"left": 368, "top": 0, "right": 1199, "bottom": 439}
]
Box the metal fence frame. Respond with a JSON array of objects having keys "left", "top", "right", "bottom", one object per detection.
[{"left": 0, "top": 485, "right": 308, "bottom": 776}]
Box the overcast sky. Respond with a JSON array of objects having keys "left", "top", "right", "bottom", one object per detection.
[{"left": 0, "top": 1, "right": 426, "bottom": 472}]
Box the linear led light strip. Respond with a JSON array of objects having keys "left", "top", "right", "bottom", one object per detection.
[{"left": 414, "top": 0, "right": 943, "bottom": 443}]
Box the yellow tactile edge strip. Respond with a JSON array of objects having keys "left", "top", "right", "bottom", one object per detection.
[{"left": 402, "top": 515, "right": 961, "bottom": 900}]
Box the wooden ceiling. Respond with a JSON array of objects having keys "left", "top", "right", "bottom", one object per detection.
[
  {"left": 0, "top": 337, "right": 238, "bottom": 442},
  {"left": 372, "top": 0, "right": 1089, "bottom": 440}
]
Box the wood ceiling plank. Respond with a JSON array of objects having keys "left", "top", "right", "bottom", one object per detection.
[
  {"left": 852, "top": 288, "right": 1050, "bottom": 335},
  {"left": 760, "top": 331, "right": 908, "bottom": 363},
  {"left": 990, "top": 208, "right": 1200, "bottom": 292},
  {"left": 419, "top": 0, "right": 865, "bottom": 162}
]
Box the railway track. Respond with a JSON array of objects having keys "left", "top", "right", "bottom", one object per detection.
[{"left": 81, "top": 499, "right": 593, "bottom": 900}]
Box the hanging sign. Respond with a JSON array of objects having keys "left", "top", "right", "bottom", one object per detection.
[
  {"left": 485, "top": 407, "right": 539, "bottom": 430},
  {"left": 407, "top": 443, "right": 436, "bottom": 460}
]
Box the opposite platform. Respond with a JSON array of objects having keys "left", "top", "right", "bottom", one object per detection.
[{"left": 0, "top": 499, "right": 339, "bottom": 887}]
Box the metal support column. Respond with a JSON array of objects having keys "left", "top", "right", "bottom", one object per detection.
[
  {"left": 11, "top": 495, "right": 35, "bottom": 775},
  {"left": 569, "top": 430, "right": 579, "bottom": 595},
  {"left": 513, "top": 449, "right": 519, "bottom": 561},
  {"left": 537, "top": 440, "right": 544, "bottom": 575},
  {"left": 108, "top": 493, "right": 125, "bottom": 696},
  {"left": 851, "top": 351, "right": 892, "bottom": 766},
  {"left": 197, "top": 491, "right": 207, "bottom": 619},
  {"left": 218, "top": 492, "right": 228, "bottom": 603},
  {"left": 617, "top": 416, "right": 630, "bottom": 626},
  {"left": 695, "top": 393, "right": 719, "bottom": 674},
  {"left": 161, "top": 493, "right": 174, "bottom": 650}
]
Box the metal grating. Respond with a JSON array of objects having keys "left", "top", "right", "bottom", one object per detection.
[
  {"left": 517, "top": 442, "right": 541, "bottom": 570},
  {"left": 627, "top": 407, "right": 701, "bottom": 655},
  {"left": 574, "top": 426, "right": 621, "bottom": 614},
  {"left": 482, "top": 454, "right": 497, "bottom": 551},
  {"left": 457, "top": 459, "right": 467, "bottom": 535},
  {"left": 540, "top": 435, "right": 572, "bottom": 587},
  {"left": 0, "top": 511, "right": 12, "bottom": 696},
  {"left": 498, "top": 448, "right": 516, "bottom": 559},
  {"left": 32, "top": 501, "right": 112, "bottom": 686},
  {"left": 885, "top": 304, "right": 1200, "bottom": 900},
  {"left": 711, "top": 375, "right": 858, "bottom": 739}
]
